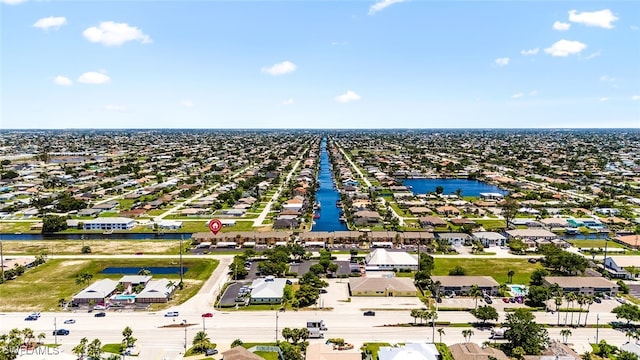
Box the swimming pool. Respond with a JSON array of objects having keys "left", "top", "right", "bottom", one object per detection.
[
  {"left": 508, "top": 285, "right": 528, "bottom": 296},
  {"left": 112, "top": 294, "right": 136, "bottom": 302}
]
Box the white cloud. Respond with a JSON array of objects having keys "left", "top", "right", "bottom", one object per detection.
[
  {"left": 335, "top": 90, "right": 361, "bottom": 103},
  {"left": 599, "top": 97, "right": 609, "bottom": 102},
  {"left": 600, "top": 75, "right": 616, "bottom": 82},
  {"left": 585, "top": 51, "right": 601, "bottom": 60},
  {"left": 520, "top": 48, "right": 539, "bottom": 56},
  {"left": 33, "top": 16, "right": 67, "bottom": 30},
  {"left": 569, "top": 9, "right": 618, "bottom": 29},
  {"left": 180, "top": 100, "right": 195, "bottom": 108},
  {"left": 632, "top": 95, "right": 640, "bottom": 101},
  {"left": 0, "top": 0, "right": 27, "bottom": 4},
  {"left": 83, "top": 21, "right": 152, "bottom": 46},
  {"left": 631, "top": 25, "right": 639, "bottom": 31},
  {"left": 261, "top": 61, "right": 297, "bottom": 76},
  {"left": 77, "top": 72, "right": 110, "bottom": 84},
  {"left": 53, "top": 76, "right": 72, "bottom": 86},
  {"left": 529, "top": 90, "right": 538, "bottom": 96},
  {"left": 104, "top": 104, "right": 125, "bottom": 111},
  {"left": 553, "top": 21, "right": 571, "bottom": 31},
  {"left": 511, "top": 92, "right": 524, "bottom": 99},
  {"left": 544, "top": 39, "right": 587, "bottom": 57},
  {"left": 494, "top": 57, "right": 510, "bottom": 66},
  {"left": 368, "top": 0, "right": 406, "bottom": 15},
  {"left": 281, "top": 98, "right": 294, "bottom": 106}
]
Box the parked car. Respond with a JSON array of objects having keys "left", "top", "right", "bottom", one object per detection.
[
  {"left": 93, "top": 305, "right": 106, "bottom": 310},
  {"left": 201, "top": 313, "right": 213, "bottom": 318},
  {"left": 63, "top": 319, "right": 76, "bottom": 324},
  {"left": 484, "top": 297, "right": 493, "bottom": 304},
  {"left": 164, "top": 311, "right": 179, "bottom": 317},
  {"left": 319, "top": 289, "right": 328, "bottom": 294},
  {"left": 363, "top": 311, "right": 376, "bottom": 316},
  {"left": 94, "top": 312, "right": 106, "bottom": 317},
  {"left": 30, "top": 312, "right": 41, "bottom": 318},
  {"left": 53, "top": 329, "right": 69, "bottom": 336},
  {"left": 24, "top": 316, "right": 38, "bottom": 321},
  {"left": 205, "top": 349, "right": 218, "bottom": 356},
  {"left": 502, "top": 298, "right": 510, "bottom": 303},
  {"left": 594, "top": 297, "right": 602, "bottom": 304}
]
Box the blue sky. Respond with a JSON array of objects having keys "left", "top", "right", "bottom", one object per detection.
[{"left": 1, "top": 0, "right": 639, "bottom": 129}]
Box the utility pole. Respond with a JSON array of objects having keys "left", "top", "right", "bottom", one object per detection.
[
  {"left": 595, "top": 313, "right": 600, "bottom": 343},
  {"left": 275, "top": 312, "right": 279, "bottom": 343},
  {"left": 180, "top": 235, "right": 184, "bottom": 287},
  {"left": 54, "top": 317, "right": 57, "bottom": 345},
  {"left": 1, "top": 239, "right": 4, "bottom": 283},
  {"left": 184, "top": 327, "right": 187, "bottom": 352}
]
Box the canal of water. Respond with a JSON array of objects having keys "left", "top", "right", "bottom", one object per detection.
[
  {"left": 312, "top": 139, "right": 347, "bottom": 232},
  {"left": 401, "top": 178, "right": 508, "bottom": 197}
]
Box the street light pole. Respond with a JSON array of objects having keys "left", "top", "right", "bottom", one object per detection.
[
  {"left": 595, "top": 313, "right": 600, "bottom": 343},
  {"left": 202, "top": 317, "right": 205, "bottom": 332},
  {"left": 275, "top": 312, "right": 279, "bottom": 344},
  {"left": 54, "top": 317, "right": 57, "bottom": 345},
  {"left": 184, "top": 327, "right": 187, "bottom": 352}
]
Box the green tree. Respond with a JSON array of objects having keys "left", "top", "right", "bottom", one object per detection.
[
  {"left": 191, "top": 331, "right": 212, "bottom": 353},
  {"left": 507, "top": 270, "right": 515, "bottom": 283},
  {"left": 87, "top": 338, "right": 102, "bottom": 360},
  {"left": 529, "top": 268, "right": 548, "bottom": 286},
  {"left": 122, "top": 326, "right": 136, "bottom": 348},
  {"left": 462, "top": 329, "right": 474, "bottom": 343},
  {"left": 449, "top": 266, "right": 466, "bottom": 276},
  {"left": 560, "top": 329, "right": 572, "bottom": 344},
  {"left": 437, "top": 328, "right": 445, "bottom": 343},
  {"left": 230, "top": 339, "right": 243, "bottom": 348},
  {"left": 72, "top": 337, "right": 89, "bottom": 359},
  {"left": 504, "top": 308, "right": 550, "bottom": 355},
  {"left": 469, "top": 284, "right": 483, "bottom": 309},
  {"left": 502, "top": 198, "right": 519, "bottom": 227},
  {"left": 470, "top": 305, "right": 499, "bottom": 324},
  {"left": 612, "top": 303, "right": 640, "bottom": 325},
  {"left": 526, "top": 285, "right": 550, "bottom": 308},
  {"left": 42, "top": 215, "right": 68, "bottom": 233},
  {"left": 618, "top": 351, "right": 640, "bottom": 360},
  {"left": 81, "top": 245, "right": 92, "bottom": 254}
]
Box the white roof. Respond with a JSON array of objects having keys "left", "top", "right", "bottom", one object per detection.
[
  {"left": 366, "top": 249, "right": 418, "bottom": 266},
  {"left": 73, "top": 279, "right": 118, "bottom": 299},
  {"left": 379, "top": 343, "right": 440, "bottom": 360},
  {"left": 506, "top": 229, "right": 557, "bottom": 238},
  {"left": 137, "top": 279, "right": 174, "bottom": 299},
  {"left": 250, "top": 277, "right": 287, "bottom": 299},
  {"left": 607, "top": 256, "right": 640, "bottom": 268},
  {"left": 119, "top": 275, "right": 151, "bottom": 284},
  {"left": 472, "top": 232, "right": 506, "bottom": 240},
  {"left": 84, "top": 217, "right": 135, "bottom": 225}
]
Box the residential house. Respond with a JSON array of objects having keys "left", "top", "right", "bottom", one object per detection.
[
  {"left": 418, "top": 216, "right": 447, "bottom": 228},
  {"left": 305, "top": 343, "right": 360, "bottom": 360},
  {"left": 378, "top": 343, "right": 440, "bottom": 360},
  {"left": 273, "top": 218, "right": 299, "bottom": 230},
  {"left": 505, "top": 229, "right": 559, "bottom": 241},
  {"left": 613, "top": 234, "right": 640, "bottom": 250},
  {"left": 352, "top": 210, "right": 381, "bottom": 226},
  {"left": 448, "top": 343, "right": 509, "bottom": 360},
  {"left": 436, "top": 232, "right": 470, "bottom": 247},
  {"left": 348, "top": 277, "right": 418, "bottom": 297},
  {"left": 221, "top": 346, "right": 263, "bottom": 360},
  {"left": 119, "top": 275, "right": 151, "bottom": 293},
  {"left": 472, "top": 232, "right": 506, "bottom": 247},
  {"left": 436, "top": 206, "right": 460, "bottom": 216},
  {"left": 92, "top": 201, "right": 119, "bottom": 212},
  {"left": 603, "top": 256, "right": 640, "bottom": 279}
]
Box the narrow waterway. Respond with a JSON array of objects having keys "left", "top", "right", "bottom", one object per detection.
[{"left": 312, "top": 139, "right": 347, "bottom": 232}]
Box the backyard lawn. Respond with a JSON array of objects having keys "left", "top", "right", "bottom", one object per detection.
[
  {"left": 0, "top": 258, "right": 217, "bottom": 311},
  {"left": 567, "top": 240, "right": 626, "bottom": 249},
  {"left": 433, "top": 258, "right": 541, "bottom": 284},
  {"left": 0, "top": 240, "right": 182, "bottom": 255}
]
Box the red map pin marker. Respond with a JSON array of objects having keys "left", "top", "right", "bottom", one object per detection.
[{"left": 208, "top": 219, "right": 222, "bottom": 235}]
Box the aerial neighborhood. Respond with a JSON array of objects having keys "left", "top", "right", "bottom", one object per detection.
[{"left": 1, "top": 129, "right": 640, "bottom": 360}]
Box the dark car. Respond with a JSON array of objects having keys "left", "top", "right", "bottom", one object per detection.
[
  {"left": 94, "top": 312, "right": 106, "bottom": 317},
  {"left": 436, "top": 297, "right": 442, "bottom": 303},
  {"left": 53, "top": 329, "right": 69, "bottom": 336},
  {"left": 201, "top": 313, "right": 213, "bottom": 318},
  {"left": 319, "top": 289, "right": 328, "bottom": 294},
  {"left": 205, "top": 349, "right": 218, "bottom": 356},
  {"left": 363, "top": 310, "right": 376, "bottom": 316},
  {"left": 24, "top": 316, "right": 38, "bottom": 321},
  {"left": 594, "top": 297, "right": 602, "bottom": 303},
  {"left": 484, "top": 297, "right": 493, "bottom": 304}
]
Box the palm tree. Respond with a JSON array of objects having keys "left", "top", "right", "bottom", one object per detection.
[
  {"left": 410, "top": 309, "right": 421, "bottom": 324},
  {"left": 430, "top": 309, "right": 438, "bottom": 344},
  {"left": 87, "top": 338, "right": 102, "bottom": 360},
  {"left": 576, "top": 294, "right": 586, "bottom": 327},
  {"left": 582, "top": 351, "right": 593, "bottom": 360},
  {"left": 567, "top": 292, "right": 577, "bottom": 327},
  {"left": 37, "top": 332, "right": 46, "bottom": 345},
  {"left": 555, "top": 296, "right": 563, "bottom": 326},
  {"left": 583, "top": 296, "right": 595, "bottom": 327},
  {"left": 192, "top": 331, "right": 212, "bottom": 353},
  {"left": 469, "top": 284, "right": 483, "bottom": 309},
  {"left": 560, "top": 328, "right": 572, "bottom": 344},
  {"left": 626, "top": 330, "right": 636, "bottom": 343},
  {"left": 22, "top": 328, "right": 34, "bottom": 347},
  {"left": 73, "top": 337, "right": 88, "bottom": 359},
  {"left": 507, "top": 270, "right": 515, "bottom": 284},
  {"left": 462, "top": 329, "right": 474, "bottom": 343},
  {"left": 437, "top": 328, "right": 445, "bottom": 344}
]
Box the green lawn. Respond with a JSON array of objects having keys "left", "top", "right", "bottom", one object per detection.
[
  {"left": 473, "top": 219, "right": 507, "bottom": 231},
  {"left": 361, "top": 342, "right": 391, "bottom": 360},
  {"left": 433, "top": 258, "right": 541, "bottom": 284},
  {"left": 567, "top": 240, "right": 626, "bottom": 249},
  {"left": 0, "top": 258, "right": 217, "bottom": 312}
]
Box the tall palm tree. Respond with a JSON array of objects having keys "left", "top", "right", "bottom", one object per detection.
[
  {"left": 576, "top": 294, "right": 586, "bottom": 327},
  {"left": 437, "top": 328, "right": 445, "bottom": 344},
  {"left": 507, "top": 270, "right": 515, "bottom": 284},
  {"left": 469, "top": 284, "right": 483, "bottom": 309},
  {"left": 583, "top": 296, "right": 595, "bottom": 327},
  {"left": 567, "top": 292, "right": 577, "bottom": 326},
  {"left": 430, "top": 309, "right": 438, "bottom": 344},
  {"left": 192, "top": 330, "right": 211, "bottom": 353},
  {"left": 565, "top": 292, "right": 577, "bottom": 326},
  {"left": 555, "top": 296, "right": 563, "bottom": 326}
]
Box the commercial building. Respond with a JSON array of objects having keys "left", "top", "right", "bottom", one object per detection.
[
  {"left": 430, "top": 276, "right": 500, "bottom": 296},
  {"left": 365, "top": 249, "right": 418, "bottom": 271},
  {"left": 348, "top": 277, "right": 418, "bottom": 297},
  {"left": 543, "top": 276, "right": 619, "bottom": 296}
]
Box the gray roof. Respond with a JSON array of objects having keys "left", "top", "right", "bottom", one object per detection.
[
  {"left": 119, "top": 275, "right": 151, "bottom": 284},
  {"left": 472, "top": 232, "right": 506, "bottom": 240},
  {"left": 349, "top": 277, "right": 417, "bottom": 293},
  {"left": 544, "top": 276, "right": 619, "bottom": 289}
]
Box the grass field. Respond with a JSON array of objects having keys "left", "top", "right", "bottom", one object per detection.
[
  {"left": 433, "top": 258, "right": 541, "bottom": 284},
  {"left": 0, "top": 258, "right": 217, "bottom": 312},
  {"left": 473, "top": 219, "right": 507, "bottom": 231},
  {"left": 362, "top": 342, "right": 392, "bottom": 360},
  {"left": 567, "top": 240, "right": 626, "bottom": 249},
  {"left": 0, "top": 240, "right": 183, "bottom": 255}
]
